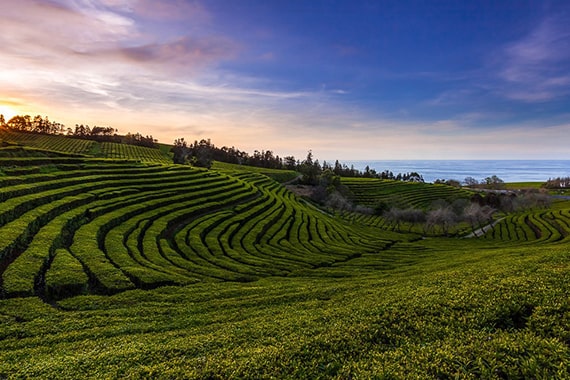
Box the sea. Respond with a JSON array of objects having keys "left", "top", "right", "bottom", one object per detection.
[{"left": 340, "top": 160, "right": 570, "bottom": 184}]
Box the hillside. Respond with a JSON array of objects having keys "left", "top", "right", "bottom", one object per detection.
[
  {"left": 342, "top": 177, "right": 473, "bottom": 209},
  {"left": 0, "top": 135, "right": 569, "bottom": 378},
  {"left": 0, "top": 129, "right": 172, "bottom": 163}
]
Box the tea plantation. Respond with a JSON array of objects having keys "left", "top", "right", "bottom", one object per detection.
[{"left": 0, "top": 132, "right": 568, "bottom": 379}]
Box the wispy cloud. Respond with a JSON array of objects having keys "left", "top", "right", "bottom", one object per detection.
[
  {"left": 497, "top": 15, "right": 570, "bottom": 102},
  {"left": 1, "top": 1, "right": 569, "bottom": 160},
  {"left": 0, "top": 0, "right": 243, "bottom": 117}
]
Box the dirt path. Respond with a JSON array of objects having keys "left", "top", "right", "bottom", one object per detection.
[
  {"left": 464, "top": 217, "right": 505, "bottom": 238},
  {"left": 282, "top": 174, "right": 302, "bottom": 185}
]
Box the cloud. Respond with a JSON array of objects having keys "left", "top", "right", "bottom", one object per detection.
[
  {"left": 0, "top": 0, "right": 243, "bottom": 114},
  {"left": 2, "top": 1, "right": 568, "bottom": 161},
  {"left": 497, "top": 15, "right": 570, "bottom": 102},
  {"left": 119, "top": 36, "right": 236, "bottom": 67},
  {"left": 0, "top": 0, "right": 231, "bottom": 73},
  {"left": 0, "top": 0, "right": 137, "bottom": 65},
  {"left": 129, "top": 0, "right": 209, "bottom": 22}
]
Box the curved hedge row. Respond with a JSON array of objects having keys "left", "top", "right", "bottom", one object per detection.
[
  {"left": 0, "top": 130, "right": 172, "bottom": 163},
  {"left": 0, "top": 160, "right": 393, "bottom": 300},
  {"left": 342, "top": 177, "right": 473, "bottom": 209},
  {"left": 482, "top": 208, "right": 570, "bottom": 245},
  {"left": 0, "top": 130, "right": 94, "bottom": 155},
  {"left": 100, "top": 142, "right": 172, "bottom": 164}
]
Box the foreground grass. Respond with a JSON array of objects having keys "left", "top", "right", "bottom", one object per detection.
[
  {"left": 0, "top": 141, "right": 568, "bottom": 378},
  {"left": 1, "top": 242, "right": 568, "bottom": 379}
]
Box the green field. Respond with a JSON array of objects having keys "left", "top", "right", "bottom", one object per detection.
[
  {"left": 0, "top": 129, "right": 172, "bottom": 163},
  {"left": 342, "top": 177, "right": 474, "bottom": 209},
  {"left": 0, "top": 131, "right": 569, "bottom": 379}
]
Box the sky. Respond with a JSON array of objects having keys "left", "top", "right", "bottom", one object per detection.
[{"left": 1, "top": 0, "right": 570, "bottom": 160}]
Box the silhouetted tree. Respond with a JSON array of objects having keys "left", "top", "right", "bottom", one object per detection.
[
  {"left": 284, "top": 156, "right": 297, "bottom": 170},
  {"left": 7, "top": 115, "right": 31, "bottom": 131},
  {"left": 171, "top": 138, "right": 189, "bottom": 164},
  {"left": 299, "top": 150, "right": 320, "bottom": 185}
]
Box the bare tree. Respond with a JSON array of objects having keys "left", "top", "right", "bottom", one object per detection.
[
  {"left": 400, "top": 208, "right": 426, "bottom": 232},
  {"left": 384, "top": 208, "right": 404, "bottom": 232},
  {"left": 426, "top": 207, "right": 457, "bottom": 236}
]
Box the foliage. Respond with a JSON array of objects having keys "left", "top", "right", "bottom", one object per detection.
[
  {"left": 212, "top": 161, "right": 298, "bottom": 183},
  {"left": 0, "top": 130, "right": 171, "bottom": 163},
  {"left": 342, "top": 177, "right": 474, "bottom": 210},
  {"left": 3, "top": 113, "right": 157, "bottom": 149},
  {"left": 543, "top": 176, "right": 570, "bottom": 189},
  {"left": 0, "top": 244, "right": 568, "bottom": 378},
  {"left": 465, "top": 175, "right": 506, "bottom": 190},
  {"left": 0, "top": 145, "right": 569, "bottom": 378},
  {"left": 45, "top": 249, "right": 89, "bottom": 300}
]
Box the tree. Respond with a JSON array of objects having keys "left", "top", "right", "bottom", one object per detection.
[
  {"left": 464, "top": 203, "right": 482, "bottom": 234},
  {"left": 171, "top": 138, "right": 189, "bottom": 164},
  {"left": 284, "top": 156, "right": 297, "bottom": 170},
  {"left": 299, "top": 150, "right": 320, "bottom": 185},
  {"left": 445, "top": 179, "right": 461, "bottom": 187},
  {"left": 464, "top": 176, "right": 479, "bottom": 187},
  {"left": 7, "top": 115, "right": 31, "bottom": 131},
  {"left": 187, "top": 139, "right": 213, "bottom": 168},
  {"left": 426, "top": 207, "right": 457, "bottom": 236},
  {"left": 543, "top": 177, "right": 570, "bottom": 189},
  {"left": 384, "top": 208, "right": 404, "bottom": 232},
  {"left": 74, "top": 124, "right": 91, "bottom": 137},
  {"left": 374, "top": 201, "right": 390, "bottom": 216},
  {"left": 400, "top": 208, "right": 426, "bottom": 232},
  {"left": 464, "top": 203, "right": 495, "bottom": 237},
  {"left": 483, "top": 175, "right": 505, "bottom": 190},
  {"left": 319, "top": 169, "right": 341, "bottom": 192}
]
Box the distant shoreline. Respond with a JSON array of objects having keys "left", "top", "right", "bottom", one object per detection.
[{"left": 339, "top": 159, "right": 570, "bottom": 183}]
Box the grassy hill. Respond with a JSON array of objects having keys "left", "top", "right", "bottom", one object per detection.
[
  {"left": 0, "top": 134, "right": 569, "bottom": 378},
  {"left": 0, "top": 129, "right": 172, "bottom": 163},
  {"left": 342, "top": 177, "right": 474, "bottom": 209}
]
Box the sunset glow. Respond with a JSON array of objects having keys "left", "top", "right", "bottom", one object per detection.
[
  {"left": 0, "top": 105, "right": 16, "bottom": 122},
  {"left": 1, "top": 1, "right": 569, "bottom": 159}
]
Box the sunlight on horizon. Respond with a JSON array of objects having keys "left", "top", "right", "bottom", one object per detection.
[{"left": 0, "top": 104, "right": 17, "bottom": 121}]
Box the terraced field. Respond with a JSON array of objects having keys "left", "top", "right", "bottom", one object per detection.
[
  {"left": 0, "top": 129, "right": 172, "bottom": 163},
  {"left": 100, "top": 142, "right": 172, "bottom": 164},
  {"left": 0, "top": 136, "right": 569, "bottom": 378},
  {"left": 0, "top": 158, "right": 399, "bottom": 301},
  {"left": 342, "top": 177, "right": 473, "bottom": 209},
  {"left": 0, "top": 129, "right": 94, "bottom": 155},
  {"left": 480, "top": 203, "right": 570, "bottom": 245},
  {"left": 212, "top": 160, "right": 299, "bottom": 183}
]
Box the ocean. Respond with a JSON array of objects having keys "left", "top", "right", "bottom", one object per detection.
[{"left": 340, "top": 160, "right": 570, "bottom": 183}]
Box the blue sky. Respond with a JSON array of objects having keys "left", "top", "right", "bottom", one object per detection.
[{"left": 1, "top": 0, "right": 569, "bottom": 159}]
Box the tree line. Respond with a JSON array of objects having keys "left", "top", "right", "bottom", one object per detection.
[
  {"left": 0, "top": 114, "right": 157, "bottom": 149},
  {"left": 171, "top": 137, "right": 424, "bottom": 182}
]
